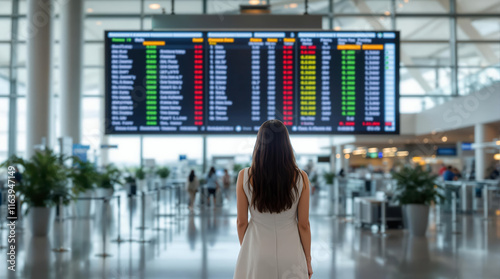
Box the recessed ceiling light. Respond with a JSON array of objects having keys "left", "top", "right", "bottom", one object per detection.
[
  {"left": 149, "top": 3, "right": 161, "bottom": 10},
  {"left": 345, "top": 154, "right": 350, "bottom": 159},
  {"left": 442, "top": 136, "right": 448, "bottom": 142},
  {"left": 249, "top": 0, "right": 260, "bottom": 5},
  {"left": 423, "top": 138, "right": 429, "bottom": 143},
  {"left": 86, "top": 8, "right": 94, "bottom": 13},
  {"left": 334, "top": 26, "right": 341, "bottom": 31},
  {"left": 384, "top": 11, "right": 391, "bottom": 16},
  {"left": 289, "top": 3, "right": 298, "bottom": 8}
]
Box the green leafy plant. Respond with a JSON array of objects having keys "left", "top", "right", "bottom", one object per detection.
[
  {"left": 135, "top": 167, "right": 146, "bottom": 180},
  {"left": 323, "top": 172, "right": 336, "bottom": 185},
  {"left": 1, "top": 149, "right": 73, "bottom": 210},
  {"left": 97, "top": 164, "right": 122, "bottom": 189},
  {"left": 392, "top": 166, "right": 444, "bottom": 205},
  {"left": 156, "top": 166, "right": 170, "bottom": 179},
  {"left": 70, "top": 158, "right": 98, "bottom": 195}
]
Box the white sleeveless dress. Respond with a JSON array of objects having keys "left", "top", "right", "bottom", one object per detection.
[{"left": 234, "top": 168, "right": 308, "bottom": 279}]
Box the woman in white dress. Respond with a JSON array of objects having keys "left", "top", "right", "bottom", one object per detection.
[{"left": 234, "top": 120, "right": 313, "bottom": 279}]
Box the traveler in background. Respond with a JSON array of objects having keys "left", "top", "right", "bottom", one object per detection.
[
  {"left": 234, "top": 120, "right": 313, "bottom": 279},
  {"left": 443, "top": 166, "right": 457, "bottom": 181},
  {"left": 222, "top": 169, "right": 231, "bottom": 201},
  {"left": 205, "top": 167, "right": 219, "bottom": 207},
  {"left": 438, "top": 164, "right": 447, "bottom": 176},
  {"left": 452, "top": 167, "right": 462, "bottom": 180},
  {"left": 186, "top": 170, "right": 199, "bottom": 211}
]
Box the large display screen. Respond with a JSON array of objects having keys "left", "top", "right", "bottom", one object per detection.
[{"left": 105, "top": 31, "right": 399, "bottom": 134}]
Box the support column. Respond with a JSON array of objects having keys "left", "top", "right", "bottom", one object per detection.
[
  {"left": 26, "top": 0, "right": 54, "bottom": 158},
  {"left": 474, "top": 124, "right": 497, "bottom": 180},
  {"left": 335, "top": 144, "right": 344, "bottom": 175},
  {"left": 60, "top": 0, "right": 83, "bottom": 143}
]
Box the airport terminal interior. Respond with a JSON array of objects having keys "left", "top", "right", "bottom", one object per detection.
[{"left": 0, "top": 0, "right": 500, "bottom": 278}]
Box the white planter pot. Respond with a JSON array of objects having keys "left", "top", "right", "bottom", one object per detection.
[
  {"left": 136, "top": 179, "right": 146, "bottom": 192},
  {"left": 404, "top": 204, "right": 430, "bottom": 237},
  {"left": 76, "top": 190, "right": 95, "bottom": 218},
  {"left": 96, "top": 188, "right": 114, "bottom": 198},
  {"left": 160, "top": 178, "right": 168, "bottom": 187},
  {"left": 29, "top": 207, "right": 54, "bottom": 237}
]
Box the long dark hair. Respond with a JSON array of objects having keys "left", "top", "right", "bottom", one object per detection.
[
  {"left": 249, "top": 120, "right": 301, "bottom": 213},
  {"left": 189, "top": 170, "right": 195, "bottom": 182},
  {"left": 208, "top": 167, "right": 216, "bottom": 178}
]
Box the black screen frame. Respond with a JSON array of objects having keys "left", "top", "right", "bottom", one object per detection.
[{"left": 104, "top": 30, "right": 400, "bottom": 135}]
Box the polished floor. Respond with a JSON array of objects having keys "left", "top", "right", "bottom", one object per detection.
[{"left": 1, "top": 187, "right": 500, "bottom": 279}]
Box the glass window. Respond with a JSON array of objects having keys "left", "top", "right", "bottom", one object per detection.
[
  {"left": 400, "top": 67, "right": 452, "bottom": 95},
  {"left": 107, "top": 137, "right": 141, "bottom": 167},
  {"left": 84, "top": 18, "right": 141, "bottom": 41},
  {"left": 84, "top": 0, "right": 141, "bottom": 14},
  {"left": 458, "top": 43, "right": 500, "bottom": 67},
  {"left": 0, "top": 68, "right": 9, "bottom": 94},
  {"left": 333, "top": 0, "right": 392, "bottom": 14},
  {"left": 16, "top": 97, "right": 26, "bottom": 157},
  {"left": 143, "top": 137, "right": 203, "bottom": 164},
  {"left": 0, "top": 98, "right": 7, "bottom": 161},
  {"left": 0, "top": 18, "right": 11, "bottom": 40},
  {"left": 401, "top": 43, "right": 451, "bottom": 66},
  {"left": 144, "top": 0, "right": 203, "bottom": 14},
  {"left": 0, "top": 44, "right": 10, "bottom": 67},
  {"left": 16, "top": 67, "right": 26, "bottom": 95},
  {"left": 457, "top": 0, "right": 500, "bottom": 14},
  {"left": 458, "top": 67, "right": 500, "bottom": 96},
  {"left": 0, "top": 1, "right": 12, "bottom": 15},
  {"left": 83, "top": 68, "right": 103, "bottom": 95},
  {"left": 457, "top": 17, "right": 500, "bottom": 41},
  {"left": 207, "top": 1, "right": 240, "bottom": 14},
  {"left": 81, "top": 97, "right": 102, "bottom": 149},
  {"left": 84, "top": 43, "right": 104, "bottom": 66},
  {"left": 333, "top": 16, "right": 392, "bottom": 31},
  {"left": 397, "top": 17, "right": 450, "bottom": 40},
  {"left": 395, "top": 0, "right": 448, "bottom": 13},
  {"left": 16, "top": 43, "right": 26, "bottom": 67}
]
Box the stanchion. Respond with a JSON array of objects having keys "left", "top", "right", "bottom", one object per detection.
[
  {"left": 125, "top": 194, "right": 138, "bottom": 242},
  {"left": 137, "top": 191, "right": 148, "bottom": 230},
  {"left": 112, "top": 195, "right": 125, "bottom": 243},
  {"left": 482, "top": 186, "right": 489, "bottom": 221},
  {"left": 376, "top": 198, "right": 388, "bottom": 237},
  {"left": 153, "top": 189, "right": 163, "bottom": 231},
  {"left": 96, "top": 198, "right": 112, "bottom": 257},
  {"left": 135, "top": 191, "right": 151, "bottom": 244},
  {"left": 435, "top": 202, "right": 442, "bottom": 230},
  {"left": 53, "top": 196, "right": 70, "bottom": 252},
  {"left": 451, "top": 191, "right": 460, "bottom": 234}
]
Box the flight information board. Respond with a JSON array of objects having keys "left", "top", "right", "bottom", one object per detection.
[{"left": 105, "top": 31, "right": 399, "bottom": 134}]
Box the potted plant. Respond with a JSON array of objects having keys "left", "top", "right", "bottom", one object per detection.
[
  {"left": 97, "top": 164, "right": 122, "bottom": 198},
  {"left": 156, "top": 166, "right": 170, "bottom": 187},
  {"left": 323, "top": 172, "right": 336, "bottom": 185},
  {"left": 70, "top": 158, "right": 98, "bottom": 218},
  {"left": 135, "top": 167, "right": 146, "bottom": 192},
  {"left": 1, "top": 149, "right": 72, "bottom": 236},
  {"left": 392, "top": 166, "right": 444, "bottom": 236}
]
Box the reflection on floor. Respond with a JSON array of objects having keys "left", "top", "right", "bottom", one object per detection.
[{"left": 1, "top": 187, "right": 500, "bottom": 279}]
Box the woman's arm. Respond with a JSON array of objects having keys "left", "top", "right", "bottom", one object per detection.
[
  {"left": 236, "top": 169, "right": 248, "bottom": 245},
  {"left": 297, "top": 170, "right": 313, "bottom": 278}
]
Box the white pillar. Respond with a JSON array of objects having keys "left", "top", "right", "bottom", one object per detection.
[
  {"left": 26, "top": 0, "right": 54, "bottom": 158},
  {"left": 474, "top": 124, "right": 497, "bottom": 180},
  {"left": 60, "top": 0, "right": 83, "bottom": 143}
]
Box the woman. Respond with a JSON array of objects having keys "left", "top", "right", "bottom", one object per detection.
[
  {"left": 222, "top": 169, "right": 231, "bottom": 200},
  {"left": 186, "top": 170, "right": 199, "bottom": 210},
  {"left": 205, "top": 167, "right": 219, "bottom": 207},
  {"left": 234, "top": 120, "right": 313, "bottom": 279}
]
